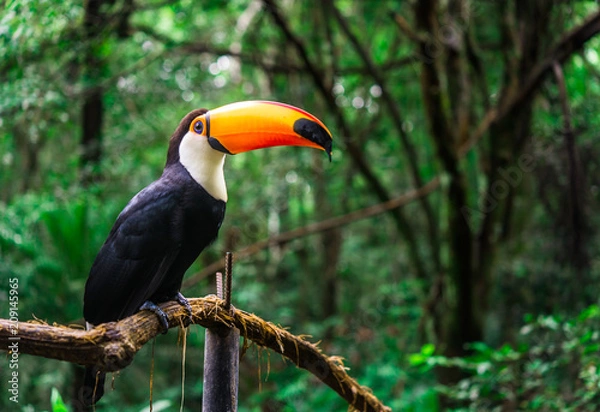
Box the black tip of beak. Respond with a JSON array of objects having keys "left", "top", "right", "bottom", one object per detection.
[{"left": 293, "top": 118, "right": 333, "bottom": 161}]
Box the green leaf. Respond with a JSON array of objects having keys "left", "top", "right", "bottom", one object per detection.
[
  {"left": 408, "top": 353, "right": 426, "bottom": 367},
  {"left": 421, "top": 343, "right": 436, "bottom": 357},
  {"left": 579, "top": 305, "right": 600, "bottom": 321},
  {"left": 51, "top": 387, "right": 68, "bottom": 412}
]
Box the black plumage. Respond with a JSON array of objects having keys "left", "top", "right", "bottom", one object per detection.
[
  {"left": 83, "top": 162, "right": 225, "bottom": 323},
  {"left": 81, "top": 109, "right": 225, "bottom": 405},
  {"left": 79, "top": 102, "right": 333, "bottom": 406}
]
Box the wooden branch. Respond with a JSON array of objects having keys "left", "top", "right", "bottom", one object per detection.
[
  {"left": 329, "top": 0, "right": 441, "bottom": 276},
  {"left": 390, "top": 13, "right": 426, "bottom": 44},
  {"left": 464, "top": 27, "right": 491, "bottom": 111},
  {"left": 462, "top": 10, "right": 600, "bottom": 154},
  {"left": 141, "top": 3, "right": 426, "bottom": 283},
  {"left": 261, "top": 0, "right": 331, "bottom": 102},
  {"left": 136, "top": 22, "right": 413, "bottom": 76},
  {"left": 330, "top": 0, "right": 425, "bottom": 185},
  {"left": 183, "top": 178, "right": 441, "bottom": 288},
  {"left": 0, "top": 296, "right": 390, "bottom": 412},
  {"left": 259, "top": 0, "right": 380, "bottom": 195},
  {"left": 184, "top": 9, "right": 600, "bottom": 291},
  {"left": 261, "top": 0, "right": 429, "bottom": 281}
]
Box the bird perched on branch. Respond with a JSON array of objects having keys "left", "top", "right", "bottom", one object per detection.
[{"left": 80, "top": 101, "right": 332, "bottom": 406}]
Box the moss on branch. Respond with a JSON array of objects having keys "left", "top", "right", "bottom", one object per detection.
[{"left": 0, "top": 295, "right": 390, "bottom": 412}]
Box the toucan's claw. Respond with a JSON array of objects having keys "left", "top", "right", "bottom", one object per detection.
[
  {"left": 140, "top": 300, "right": 170, "bottom": 333},
  {"left": 174, "top": 292, "right": 193, "bottom": 323}
]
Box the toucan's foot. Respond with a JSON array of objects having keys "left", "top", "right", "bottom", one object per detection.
[
  {"left": 174, "top": 292, "right": 193, "bottom": 323},
  {"left": 140, "top": 300, "right": 169, "bottom": 333}
]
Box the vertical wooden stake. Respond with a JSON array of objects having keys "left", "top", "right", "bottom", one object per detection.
[{"left": 202, "top": 253, "right": 239, "bottom": 412}]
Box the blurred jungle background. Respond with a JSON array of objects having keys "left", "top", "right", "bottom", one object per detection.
[{"left": 2, "top": 0, "right": 600, "bottom": 410}]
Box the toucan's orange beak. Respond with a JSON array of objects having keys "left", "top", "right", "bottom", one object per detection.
[{"left": 205, "top": 101, "right": 333, "bottom": 160}]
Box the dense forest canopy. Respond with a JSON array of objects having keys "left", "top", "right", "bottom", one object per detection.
[{"left": 1, "top": 0, "right": 600, "bottom": 410}]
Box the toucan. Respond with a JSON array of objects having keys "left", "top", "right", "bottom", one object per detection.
[{"left": 80, "top": 101, "right": 332, "bottom": 406}]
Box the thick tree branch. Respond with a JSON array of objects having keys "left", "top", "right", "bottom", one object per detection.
[
  {"left": 261, "top": 0, "right": 429, "bottom": 281},
  {"left": 184, "top": 178, "right": 440, "bottom": 288},
  {"left": 329, "top": 1, "right": 426, "bottom": 190},
  {"left": 464, "top": 27, "right": 491, "bottom": 110},
  {"left": 0, "top": 296, "right": 390, "bottom": 412},
  {"left": 328, "top": 0, "right": 441, "bottom": 275},
  {"left": 470, "top": 8, "right": 600, "bottom": 278},
  {"left": 135, "top": 22, "right": 413, "bottom": 76},
  {"left": 463, "top": 10, "right": 600, "bottom": 153},
  {"left": 185, "top": 8, "right": 600, "bottom": 291}
]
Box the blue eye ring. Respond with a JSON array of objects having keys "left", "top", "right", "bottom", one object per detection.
[{"left": 193, "top": 120, "right": 204, "bottom": 134}]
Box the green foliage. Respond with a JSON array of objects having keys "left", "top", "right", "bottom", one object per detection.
[
  {"left": 50, "top": 387, "right": 68, "bottom": 412},
  {"left": 0, "top": 189, "right": 119, "bottom": 321},
  {"left": 408, "top": 306, "right": 600, "bottom": 411},
  {"left": 2, "top": 0, "right": 600, "bottom": 410}
]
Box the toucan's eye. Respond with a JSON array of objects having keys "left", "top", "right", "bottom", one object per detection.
[{"left": 193, "top": 120, "right": 204, "bottom": 134}]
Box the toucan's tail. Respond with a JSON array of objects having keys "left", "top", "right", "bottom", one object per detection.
[{"left": 81, "top": 366, "right": 105, "bottom": 407}]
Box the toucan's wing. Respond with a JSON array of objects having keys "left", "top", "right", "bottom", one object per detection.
[{"left": 83, "top": 179, "right": 184, "bottom": 325}]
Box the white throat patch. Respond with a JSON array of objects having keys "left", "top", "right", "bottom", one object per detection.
[{"left": 179, "top": 131, "right": 228, "bottom": 202}]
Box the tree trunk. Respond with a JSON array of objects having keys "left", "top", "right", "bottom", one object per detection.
[
  {"left": 80, "top": 0, "right": 107, "bottom": 183},
  {"left": 80, "top": 0, "right": 130, "bottom": 183}
]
